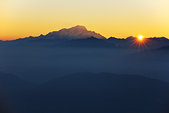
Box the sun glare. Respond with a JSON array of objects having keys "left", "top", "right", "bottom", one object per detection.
[
  {"left": 130, "top": 35, "right": 148, "bottom": 48},
  {"left": 138, "top": 35, "right": 144, "bottom": 41}
]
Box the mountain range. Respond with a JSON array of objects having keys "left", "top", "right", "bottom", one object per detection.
[
  {"left": 7, "top": 25, "right": 166, "bottom": 42},
  {"left": 0, "top": 25, "right": 166, "bottom": 50},
  {"left": 18, "top": 25, "right": 105, "bottom": 41}
]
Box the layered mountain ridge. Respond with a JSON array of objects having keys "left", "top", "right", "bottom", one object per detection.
[{"left": 21, "top": 25, "right": 106, "bottom": 40}]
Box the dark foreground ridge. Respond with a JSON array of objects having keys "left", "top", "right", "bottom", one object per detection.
[{"left": 1, "top": 72, "right": 169, "bottom": 113}]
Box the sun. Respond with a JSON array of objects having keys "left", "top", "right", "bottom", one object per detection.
[
  {"left": 130, "top": 35, "right": 148, "bottom": 48},
  {"left": 137, "top": 35, "right": 144, "bottom": 41}
]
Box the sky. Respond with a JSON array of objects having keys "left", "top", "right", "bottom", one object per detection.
[{"left": 0, "top": 0, "right": 169, "bottom": 40}]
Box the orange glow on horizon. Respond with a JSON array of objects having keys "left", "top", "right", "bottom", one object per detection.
[{"left": 1, "top": 0, "right": 169, "bottom": 40}]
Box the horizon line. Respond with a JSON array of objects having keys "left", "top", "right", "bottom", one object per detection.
[{"left": 0, "top": 25, "right": 168, "bottom": 41}]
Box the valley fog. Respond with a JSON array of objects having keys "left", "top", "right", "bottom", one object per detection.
[{"left": 0, "top": 45, "right": 168, "bottom": 83}]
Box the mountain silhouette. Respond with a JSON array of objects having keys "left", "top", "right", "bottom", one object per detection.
[{"left": 45, "top": 25, "right": 105, "bottom": 40}]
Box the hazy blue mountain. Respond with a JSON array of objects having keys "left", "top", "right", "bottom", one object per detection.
[
  {"left": 45, "top": 25, "right": 106, "bottom": 40},
  {"left": 18, "top": 73, "right": 169, "bottom": 113},
  {"left": 15, "top": 25, "right": 105, "bottom": 41}
]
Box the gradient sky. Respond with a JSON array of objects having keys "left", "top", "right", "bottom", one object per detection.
[{"left": 0, "top": 0, "right": 169, "bottom": 40}]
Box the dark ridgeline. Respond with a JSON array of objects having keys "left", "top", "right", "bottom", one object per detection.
[
  {"left": 0, "top": 26, "right": 169, "bottom": 113},
  {"left": 1, "top": 73, "right": 169, "bottom": 113}
]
